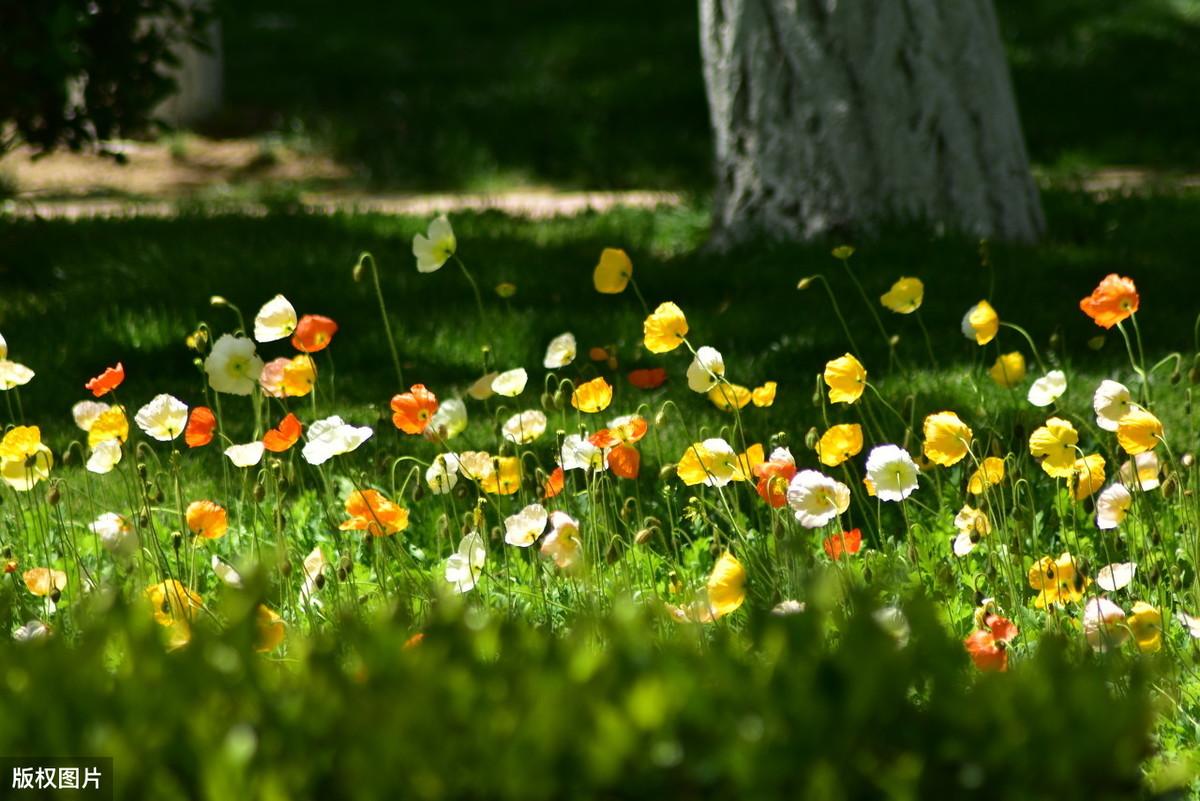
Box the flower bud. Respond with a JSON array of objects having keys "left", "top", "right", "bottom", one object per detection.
[
  {"left": 831, "top": 245, "right": 855, "bottom": 260},
  {"left": 253, "top": 482, "right": 266, "bottom": 502},
  {"left": 658, "top": 463, "right": 677, "bottom": 481},
  {"left": 280, "top": 561, "right": 293, "bottom": 578},
  {"left": 804, "top": 427, "right": 820, "bottom": 451},
  {"left": 210, "top": 295, "right": 228, "bottom": 307},
  {"left": 634, "top": 527, "right": 656, "bottom": 545},
  {"left": 796, "top": 276, "right": 815, "bottom": 290},
  {"left": 352, "top": 262, "right": 366, "bottom": 282},
  {"left": 46, "top": 485, "right": 61, "bottom": 506},
  {"left": 171, "top": 531, "right": 183, "bottom": 550},
  {"left": 50, "top": 589, "right": 62, "bottom": 604}
]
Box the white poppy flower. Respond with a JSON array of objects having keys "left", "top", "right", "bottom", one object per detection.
[
  {"left": 0, "top": 360, "right": 35, "bottom": 391},
  {"left": 445, "top": 531, "right": 486, "bottom": 593},
  {"left": 425, "top": 453, "right": 460, "bottom": 494},
  {"left": 1027, "top": 370, "right": 1067, "bottom": 407},
  {"left": 785, "top": 470, "right": 851, "bottom": 528},
  {"left": 504, "top": 503, "right": 549, "bottom": 547},
  {"left": 491, "top": 368, "right": 528, "bottom": 397},
  {"left": 0, "top": 332, "right": 6, "bottom": 359},
  {"left": 541, "top": 511, "right": 582, "bottom": 569},
  {"left": 425, "top": 399, "right": 468, "bottom": 442},
  {"left": 1096, "top": 483, "right": 1133, "bottom": 529},
  {"left": 686, "top": 346, "right": 725, "bottom": 393},
  {"left": 559, "top": 434, "right": 608, "bottom": 473},
  {"left": 89, "top": 512, "right": 137, "bottom": 558},
  {"left": 865, "top": 445, "right": 920, "bottom": 502},
  {"left": 1093, "top": 380, "right": 1133, "bottom": 432},
  {"left": 72, "top": 401, "right": 110, "bottom": 432},
  {"left": 212, "top": 555, "right": 244, "bottom": 588},
  {"left": 298, "top": 546, "right": 327, "bottom": 609},
  {"left": 86, "top": 439, "right": 122, "bottom": 475},
  {"left": 204, "top": 334, "right": 265, "bottom": 396},
  {"left": 253, "top": 294, "right": 298, "bottom": 343},
  {"left": 1176, "top": 611, "right": 1200, "bottom": 639},
  {"left": 1083, "top": 597, "right": 1128, "bottom": 651},
  {"left": 543, "top": 332, "right": 577, "bottom": 369},
  {"left": 502, "top": 410, "right": 547, "bottom": 444},
  {"left": 301, "top": 416, "right": 373, "bottom": 465},
  {"left": 456, "top": 451, "right": 495, "bottom": 482},
  {"left": 873, "top": 607, "right": 911, "bottom": 648},
  {"left": 767, "top": 446, "right": 795, "bottom": 467},
  {"left": 467, "top": 372, "right": 499, "bottom": 400},
  {"left": 413, "top": 215, "right": 457, "bottom": 273},
  {"left": 225, "top": 441, "right": 265, "bottom": 468},
  {"left": 772, "top": 600, "right": 806, "bottom": 616},
  {"left": 1096, "top": 562, "right": 1136, "bottom": 592},
  {"left": 1119, "top": 452, "right": 1160, "bottom": 491},
  {"left": 135, "top": 393, "right": 189, "bottom": 441},
  {"left": 13, "top": 620, "right": 49, "bottom": 642}
]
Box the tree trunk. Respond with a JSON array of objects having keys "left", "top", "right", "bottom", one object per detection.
[{"left": 699, "top": 0, "right": 1044, "bottom": 247}]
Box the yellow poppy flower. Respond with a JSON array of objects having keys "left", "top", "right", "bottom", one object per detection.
[
  {"left": 643, "top": 302, "right": 689, "bottom": 354},
  {"left": 256, "top": 605, "right": 287, "bottom": 652},
  {"left": 967, "top": 457, "right": 1006, "bottom": 494},
  {"left": 676, "top": 439, "right": 739, "bottom": 487},
  {"left": 1028, "top": 552, "right": 1088, "bottom": 608},
  {"left": 1029, "top": 417, "right": 1079, "bottom": 478},
  {"left": 0, "top": 426, "right": 53, "bottom": 492},
  {"left": 988, "top": 352, "right": 1026, "bottom": 388},
  {"left": 282, "top": 355, "right": 317, "bottom": 397},
  {"left": 145, "top": 579, "right": 203, "bottom": 626},
  {"left": 823, "top": 353, "right": 866, "bottom": 404},
  {"left": 480, "top": 457, "right": 522, "bottom": 495},
  {"left": 1069, "top": 453, "right": 1106, "bottom": 501},
  {"left": 962, "top": 300, "right": 999, "bottom": 345},
  {"left": 88, "top": 407, "right": 129, "bottom": 448},
  {"left": 705, "top": 552, "right": 746, "bottom": 619},
  {"left": 1116, "top": 407, "right": 1163, "bottom": 455},
  {"left": 922, "top": 411, "right": 972, "bottom": 467},
  {"left": 708, "top": 383, "right": 752, "bottom": 411},
  {"left": 571, "top": 377, "right": 613, "bottom": 413},
  {"left": 1127, "top": 602, "right": 1162, "bottom": 652},
  {"left": 816, "top": 423, "right": 863, "bottom": 468},
  {"left": 735, "top": 443, "right": 765, "bottom": 482},
  {"left": 751, "top": 381, "right": 777, "bottom": 407},
  {"left": 880, "top": 277, "right": 924, "bottom": 314},
  {"left": 593, "top": 248, "right": 633, "bottom": 294}
]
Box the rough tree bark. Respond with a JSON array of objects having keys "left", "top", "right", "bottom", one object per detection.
[{"left": 699, "top": 0, "right": 1044, "bottom": 246}]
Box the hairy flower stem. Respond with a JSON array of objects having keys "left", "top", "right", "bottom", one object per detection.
[{"left": 357, "top": 252, "right": 405, "bottom": 389}]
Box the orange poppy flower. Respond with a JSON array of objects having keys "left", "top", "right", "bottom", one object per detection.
[
  {"left": 186, "top": 500, "right": 228, "bottom": 539},
  {"left": 752, "top": 459, "right": 796, "bottom": 508},
  {"left": 184, "top": 406, "right": 217, "bottom": 448},
  {"left": 627, "top": 368, "right": 667, "bottom": 390},
  {"left": 1079, "top": 274, "right": 1139, "bottom": 329},
  {"left": 964, "top": 614, "right": 1018, "bottom": 672},
  {"left": 588, "top": 346, "right": 610, "bottom": 362},
  {"left": 390, "top": 384, "right": 439, "bottom": 434},
  {"left": 291, "top": 314, "right": 339, "bottom": 353},
  {"left": 607, "top": 444, "right": 641, "bottom": 479},
  {"left": 85, "top": 363, "right": 125, "bottom": 397},
  {"left": 341, "top": 489, "right": 409, "bottom": 536},
  {"left": 404, "top": 632, "right": 425, "bottom": 649},
  {"left": 263, "top": 412, "right": 303, "bottom": 452},
  {"left": 823, "top": 529, "right": 862, "bottom": 561},
  {"left": 544, "top": 466, "right": 565, "bottom": 498},
  {"left": 589, "top": 415, "right": 648, "bottom": 449}
]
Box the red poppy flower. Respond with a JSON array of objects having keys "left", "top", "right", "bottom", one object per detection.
[
  {"left": 184, "top": 406, "right": 217, "bottom": 448},
  {"left": 292, "top": 314, "right": 339, "bottom": 353},
  {"left": 544, "top": 466, "right": 565, "bottom": 498},
  {"left": 390, "top": 384, "right": 439, "bottom": 434},
  {"left": 823, "top": 529, "right": 862, "bottom": 561},
  {"left": 964, "top": 614, "right": 1019, "bottom": 672},
  {"left": 1079, "top": 274, "right": 1139, "bottom": 329},
  {"left": 627, "top": 368, "right": 667, "bottom": 390},
  {"left": 85, "top": 363, "right": 125, "bottom": 397},
  {"left": 263, "top": 413, "right": 303, "bottom": 452},
  {"left": 607, "top": 444, "right": 641, "bottom": 479}
]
